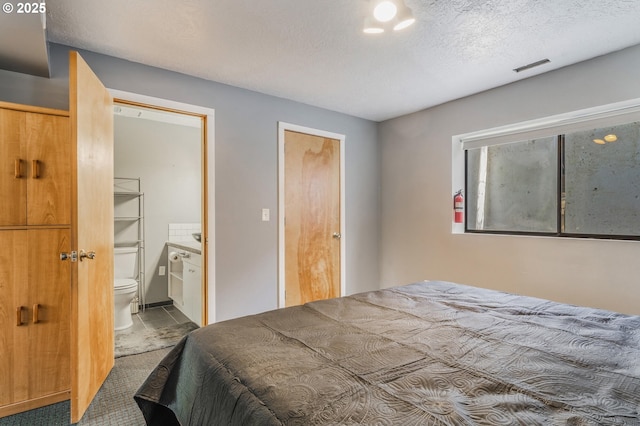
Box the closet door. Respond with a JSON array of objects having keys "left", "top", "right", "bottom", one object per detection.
[
  {"left": 0, "top": 229, "right": 70, "bottom": 414},
  {"left": 0, "top": 230, "right": 28, "bottom": 407},
  {"left": 0, "top": 109, "right": 27, "bottom": 226},
  {"left": 27, "top": 229, "right": 71, "bottom": 401},
  {"left": 0, "top": 108, "right": 69, "bottom": 227},
  {"left": 26, "top": 113, "right": 71, "bottom": 225}
]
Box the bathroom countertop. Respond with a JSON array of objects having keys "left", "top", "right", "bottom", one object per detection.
[{"left": 167, "top": 241, "right": 202, "bottom": 255}]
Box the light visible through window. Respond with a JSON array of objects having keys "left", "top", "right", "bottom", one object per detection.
[{"left": 563, "top": 122, "right": 640, "bottom": 237}]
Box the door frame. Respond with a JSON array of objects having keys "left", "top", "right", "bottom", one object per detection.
[
  {"left": 277, "top": 122, "right": 346, "bottom": 308},
  {"left": 108, "top": 89, "right": 216, "bottom": 324}
]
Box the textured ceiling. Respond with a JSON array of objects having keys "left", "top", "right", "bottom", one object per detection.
[{"left": 39, "top": 0, "right": 640, "bottom": 121}]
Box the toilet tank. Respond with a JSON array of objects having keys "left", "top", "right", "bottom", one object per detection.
[{"left": 114, "top": 246, "right": 139, "bottom": 279}]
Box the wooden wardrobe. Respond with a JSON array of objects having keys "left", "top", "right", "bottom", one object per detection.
[
  {"left": 0, "top": 51, "right": 115, "bottom": 423},
  {"left": 0, "top": 104, "right": 72, "bottom": 415}
]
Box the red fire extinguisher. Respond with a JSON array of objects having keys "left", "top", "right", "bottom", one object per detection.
[{"left": 453, "top": 190, "right": 464, "bottom": 223}]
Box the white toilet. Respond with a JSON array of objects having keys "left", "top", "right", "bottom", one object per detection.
[{"left": 114, "top": 247, "right": 139, "bottom": 331}]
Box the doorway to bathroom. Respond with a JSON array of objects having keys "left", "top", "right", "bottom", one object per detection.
[{"left": 111, "top": 93, "right": 213, "bottom": 349}]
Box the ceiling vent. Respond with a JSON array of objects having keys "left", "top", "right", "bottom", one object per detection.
[{"left": 513, "top": 58, "right": 550, "bottom": 73}]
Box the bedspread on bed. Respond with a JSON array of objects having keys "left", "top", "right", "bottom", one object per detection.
[{"left": 134, "top": 281, "right": 640, "bottom": 425}]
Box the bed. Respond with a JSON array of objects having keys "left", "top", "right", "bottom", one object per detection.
[{"left": 134, "top": 281, "right": 640, "bottom": 425}]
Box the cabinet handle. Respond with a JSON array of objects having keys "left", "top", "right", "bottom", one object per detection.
[
  {"left": 14, "top": 158, "right": 22, "bottom": 178},
  {"left": 32, "top": 160, "right": 40, "bottom": 179},
  {"left": 16, "top": 306, "right": 24, "bottom": 326},
  {"left": 32, "top": 304, "right": 39, "bottom": 324}
]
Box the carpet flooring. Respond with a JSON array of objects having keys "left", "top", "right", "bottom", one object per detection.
[
  {"left": 0, "top": 348, "right": 170, "bottom": 426},
  {"left": 1, "top": 321, "right": 198, "bottom": 425}
]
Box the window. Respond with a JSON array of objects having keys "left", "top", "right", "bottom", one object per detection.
[
  {"left": 466, "top": 137, "right": 557, "bottom": 233},
  {"left": 462, "top": 108, "right": 640, "bottom": 240},
  {"left": 563, "top": 122, "right": 640, "bottom": 237}
]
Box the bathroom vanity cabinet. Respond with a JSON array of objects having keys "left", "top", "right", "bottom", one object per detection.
[
  {"left": 182, "top": 254, "right": 202, "bottom": 326},
  {"left": 168, "top": 245, "right": 202, "bottom": 326},
  {"left": 0, "top": 104, "right": 72, "bottom": 416}
]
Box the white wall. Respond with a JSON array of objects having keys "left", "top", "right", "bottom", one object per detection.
[
  {"left": 114, "top": 115, "right": 201, "bottom": 305},
  {"left": 379, "top": 44, "right": 640, "bottom": 315}
]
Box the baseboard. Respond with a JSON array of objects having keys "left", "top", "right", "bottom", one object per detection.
[
  {"left": 0, "top": 390, "right": 70, "bottom": 419},
  {"left": 141, "top": 300, "right": 173, "bottom": 310}
]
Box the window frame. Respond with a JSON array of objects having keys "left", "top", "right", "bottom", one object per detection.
[{"left": 452, "top": 98, "right": 640, "bottom": 241}]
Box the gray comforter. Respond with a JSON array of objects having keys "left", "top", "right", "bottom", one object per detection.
[{"left": 135, "top": 281, "right": 640, "bottom": 425}]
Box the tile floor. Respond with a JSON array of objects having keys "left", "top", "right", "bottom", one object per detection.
[{"left": 116, "top": 304, "right": 191, "bottom": 340}]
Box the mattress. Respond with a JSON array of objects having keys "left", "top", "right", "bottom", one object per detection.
[{"left": 134, "top": 281, "right": 640, "bottom": 425}]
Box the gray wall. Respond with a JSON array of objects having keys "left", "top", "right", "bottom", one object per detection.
[
  {"left": 0, "top": 43, "right": 379, "bottom": 321},
  {"left": 379, "top": 44, "right": 640, "bottom": 315},
  {"left": 114, "top": 116, "right": 201, "bottom": 305}
]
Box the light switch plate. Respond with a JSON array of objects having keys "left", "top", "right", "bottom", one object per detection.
[
  {"left": 159, "top": 266, "right": 166, "bottom": 276},
  {"left": 262, "top": 208, "right": 270, "bottom": 221}
]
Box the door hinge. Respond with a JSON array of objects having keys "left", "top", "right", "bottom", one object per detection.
[{"left": 60, "top": 251, "right": 78, "bottom": 262}]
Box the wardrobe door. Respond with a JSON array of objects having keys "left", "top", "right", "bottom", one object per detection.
[
  {"left": 26, "top": 113, "right": 71, "bottom": 225},
  {"left": 27, "top": 228, "right": 71, "bottom": 401},
  {"left": 0, "top": 109, "right": 27, "bottom": 226},
  {"left": 0, "top": 230, "right": 28, "bottom": 407}
]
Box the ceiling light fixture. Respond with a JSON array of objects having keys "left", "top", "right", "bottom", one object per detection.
[
  {"left": 373, "top": 1, "right": 397, "bottom": 22},
  {"left": 393, "top": 2, "right": 415, "bottom": 30},
  {"left": 363, "top": 16, "right": 385, "bottom": 34},
  {"left": 364, "top": 0, "right": 415, "bottom": 34}
]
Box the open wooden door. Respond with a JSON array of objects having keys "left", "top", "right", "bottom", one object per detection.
[{"left": 69, "top": 51, "right": 114, "bottom": 423}]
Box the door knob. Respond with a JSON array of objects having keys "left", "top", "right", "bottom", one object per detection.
[
  {"left": 332, "top": 232, "right": 341, "bottom": 239},
  {"left": 79, "top": 250, "right": 96, "bottom": 261}
]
